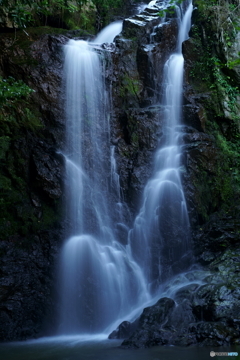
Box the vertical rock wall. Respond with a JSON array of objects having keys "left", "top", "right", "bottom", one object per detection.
[{"left": 0, "top": 29, "right": 69, "bottom": 340}]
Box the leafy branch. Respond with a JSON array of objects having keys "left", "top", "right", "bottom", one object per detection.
[
  {"left": 0, "top": 76, "right": 34, "bottom": 105},
  {"left": 0, "top": 0, "right": 89, "bottom": 29},
  {"left": 157, "top": 0, "right": 183, "bottom": 17}
]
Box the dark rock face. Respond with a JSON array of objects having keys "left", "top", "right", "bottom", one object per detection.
[
  {"left": 0, "top": 230, "right": 60, "bottom": 341},
  {"left": 31, "top": 142, "right": 63, "bottom": 200},
  {"left": 117, "top": 270, "right": 240, "bottom": 348},
  {"left": 121, "top": 297, "right": 177, "bottom": 348},
  {"left": 0, "top": 30, "right": 68, "bottom": 340},
  {"left": 108, "top": 320, "right": 137, "bottom": 339}
]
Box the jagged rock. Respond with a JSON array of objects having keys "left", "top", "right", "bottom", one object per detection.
[
  {"left": 31, "top": 142, "right": 63, "bottom": 199},
  {"left": 121, "top": 297, "right": 175, "bottom": 348},
  {"left": 0, "top": 230, "right": 61, "bottom": 341},
  {"left": 112, "top": 11, "right": 180, "bottom": 213},
  {"left": 194, "top": 212, "right": 240, "bottom": 264},
  {"left": 108, "top": 320, "right": 137, "bottom": 339},
  {"left": 119, "top": 276, "right": 240, "bottom": 348}
]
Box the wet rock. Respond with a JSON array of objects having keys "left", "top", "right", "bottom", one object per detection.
[
  {"left": 0, "top": 230, "right": 61, "bottom": 341},
  {"left": 31, "top": 142, "right": 63, "bottom": 199},
  {"left": 121, "top": 297, "right": 175, "bottom": 348},
  {"left": 182, "top": 103, "right": 206, "bottom": 131},
  {"left": 120, "top": 275, "right": 240, "bottom": 348},
  {"left": 122, "top": 1, "right": 164, "bottom": 40},
  {"left": 112, "top": 11, "right": 180, "bottom": 214},
  {"left": 194, "top": 213, "right": 240, "bottom": 264},
  {"left": 108, "top": 320, "right": 137, "bottom": 339},
  {"left": 0, "top": 29, "right": 66, "bottom": 341},
  {"left": 189, "top": 321, "right": 239, "bottom": 346}
]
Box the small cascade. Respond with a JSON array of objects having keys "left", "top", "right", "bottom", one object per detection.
[
  {"left": 59, "top": 28, "right": 149, "bottom": 335},
  {"left": 93, "top": 21, "right": 123, "bottom": 44},
  {"left": 136, "top": 3, "right": 148, "bottom": 13},
  {"left": 129, "top": 1, "right": 193, "bottom": 293}
]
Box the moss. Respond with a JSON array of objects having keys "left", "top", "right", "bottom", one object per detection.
[
  {"left": 25, "top": 26, "right": 70, "bottom": 37},
  {"left": 0, "top": 136, "right": 10, "bottom": 160},
  {"left": 191, "top": 133, "right": 239, "bottom": 221},
  {"left": 0, "top": 168, "right": 62, "bottom": 240},
  {"left": 0, "top": 127, "right": 61, "bottom": 241},
  {"left": 1, "top": 26, "right": 68, "bottom": 53},
  {"left": 0, "top": 99, "right": 55, "bottom": 242},
  {"left": 188, "top": 1, "right": 240, "bottom": 219},
  {"left": 215, "top": 132, "right": 240, "bottom": 196},
  {"left": 120, "top": 74, "right": 142, "bottom": 99},
  {"left": 131, "top": 131, "right": 139, "bottom": 147},
  {"left": 0, "top": 26, "right": 65, "bottom": 245}
]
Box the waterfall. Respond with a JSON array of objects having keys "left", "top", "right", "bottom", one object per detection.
[
  {"left": 59, "top": 1, "right": 193, "bottom": 335},
  {"left": 93, "top": 21, "right": 123, "bottom": 44},
  {"left": 129, "top": 1, "right": 193, "bottom": 293},
  {"left": 59, "top": 30, "right": 148, "bottom": 335}
]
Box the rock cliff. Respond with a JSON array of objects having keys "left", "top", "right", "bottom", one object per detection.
[
  {"left": 0, "top": 29, "right": 67, "bottom": 340},
  {"left": 0, "top": 0, "right": 239, "bottom": 345}
]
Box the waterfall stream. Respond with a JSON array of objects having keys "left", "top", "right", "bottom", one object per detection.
[
  {"left": 129, "top": 0, "right": 193, "bottom": 293},
  {"left": 59, "top": 0, "right": 193, "bottom": 336},
  {"left": 93, "top": 21, "right": 123, "bottom": 43},
  {"left": 59, "top": 28, "right": 149, "bottom": 335}
]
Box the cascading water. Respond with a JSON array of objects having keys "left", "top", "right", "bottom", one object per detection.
[
  {"left": 136, "top": 3, "right": 148, "bottom": 13},
  {"left": 129, "top": 1, "right": 193, "bottom": 293},
  {"left": 59, "top": 1, "right": 193, "bottom": 336},
  {"left": 93, "top": 21, "right": 123, "bottom": 44},
  {"left": 59, "top": 27, "right": 148, "bottom": 335}
]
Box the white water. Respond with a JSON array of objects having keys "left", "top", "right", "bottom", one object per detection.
[
  {"left": 137, "top": 3, "right": 148, "bottom": 13},
  {"left": 129, "top": 1, "right": 193, "bottom": 293},
  {"left": 92, "top": 2, "right": 149, "bottom": 44},
  {"left": 59, "top": 1, "right": 193, "bottom": 335},
  {"left": 93, "top": 21, "right": 123, "bottom": 43},
  {"left": 59, "top": 25, "right": 149, "bottom": 334}
]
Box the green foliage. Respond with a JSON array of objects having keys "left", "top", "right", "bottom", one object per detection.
[
  {"left": 0, "top": 76, "right": 42, "bottom": 134},
  {"left": 0, "top": 76, "right": 34, "bottom": 104},
  {"left": 227, "top": 52, "right": 240, "bottom": 69},
  {"left": 190, "top": 25, "right": 240, "bottom": 124},
  {"left": 0, "top": 102, "right": 42, "bottom": 240},
  {"left": 196, "top": 0, "right": 240, "bottom": 66},
  {"left": 93, "top": 0, "right": 122, "bottom": 10},
  {"left": 188, "top": 0, "right": 240, "bottom": 218},
  {"left": 0, "top": 173, "right": 12, "bottom": 191},
  {"left": 9, "top": 2, "right": 33, "bottom": 28},
  {"left": 210, "top": 58, "right": 240, "bottom": 121},
  {"left": 158, "top": 0, "right": 240, "bottom": 71},
  {"left": 216, "top": 132, "right": 240, "bottom": 191},
  {"left": 0, "top": 0, "right": 88, "bottom": 28},
  {"left": 92, "top": 0, "right": 125, "bottom": 29},
  {"left": 158, "top": 0, "right": 183, "bottom": 17},
  {"left": 0, "top": 136, "right": 10, "bottom": 160},
  {"left": 157, "top": 0, "right": 229, "bottom": 18},
  {"left": 0, "top": 0, "right": 125, "bottom": 31},
  {"left": 0, "top": 86, "right": 58, "bottom": 240}
]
